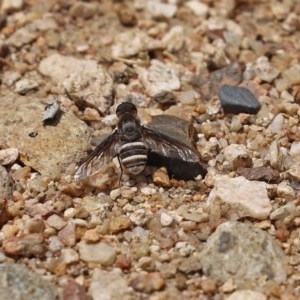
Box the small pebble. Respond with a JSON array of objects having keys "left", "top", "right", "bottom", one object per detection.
[
  {"left": 120, "top": 188, "right": 137, "bottom": 200},
  {"left": 60, "top": 248, "right": 79, "bottom": 264},
  {"left": 110, "top": 188, "right": 121, "bottom": 201},
  {"left": 129, "top": 272, "right": 166, "bottom": 293},
  {"left": 253, "top": 57, "right": 280, "bottom": 83},
  {"left": 109, "top": 215, "right": 132, "bottom": 234},
  {"left": 42, "top": 101, "right": 61, "bottom": 122},
  {"left": 69, "top": 2, "right": 99, "bottom": 19},
  {"left": 268, "top": 113, "right": 284, "bottom": 133},
  {"left": 236, "top": 166, "right": 280, "bottom": 183},
  {"left": 76, "top": 44, "right": 89, "bottom": 53},
  {"left": 275, "top": 78, "right": 289, "bottom": 92},
  {"left": 286, "top": 162, "right": 300, "bottom": 182},
  {"left": 226, "top": 290, "right": 267, "bottom": 300},
  {"left": 219, "top": 85, "right": 261, "bottom": 114},
  {"left": 177, "top": 89, "right": 198, "bottom": 105},
  {"left": 15, "top": 78, "right": 39, "bottom": 95},
  {"left": 46, "top": 214, "right": 67, "bottom": 230},
  {"left": 102, "top": 114, "right": 118, "bottom": 127},
  {"left": 140, "top": 186, "right": 156, "bottom": 196},
  {"left": 230, "top": 116, "right": 243, "bottom": 132},
  {"left": 115, "top": 254, "right": 132, "bottom": 270},
  {"left": 152, "top": 167, "right": 170, "bottom": 187},
  {"left": 63, "top": 280, "right": 88, "bottom": 300},
  {"left": 222, "top": 144, "right": 252, "bottom": 171},
  {"left": 129, "top": 208, "right": 148, "bottom": 226},
  {"left": 139, "top": 60, "right": 180, "bottom": 97},
  {"left": 269, "top": 140, "right": 283, "bottom": 170},
  {"left": 25, "top": 201, "right": 53, "bottom": 218},
  {"left": 82, "top": 229, "right": 100, "bottom": 243},
  {"left": 153, "top": 91, "right": 176, "bottom": 106},
  {"left": 276, "top": 181, "right": 295, "bottom": 198},
  {"left": 0, "top": 251, "right": 7, "bottom": 262},
  {"left": 58, "top": 222, "right": 76, "bottom": 246},
  {"left": 200, "top": 278, "right": 217, "bottom": 294},
  {"left": 48, "top": 236, "right": 64, "bottom": 252},
  {"left": 207, "top": 176, "right": 271, "bottom": 220},
  {"left": 282, "top": 64, "right": 300, "bottom": 86},
  {"left": 2, "top": 70, "right": 21, "bottom": 87},
  {"left": 290, "top": 141, "right": 300, "bottom": 159},
  {"left": 25, "top": 218, "right": 45, "bottom": 233},
  {"left": 281, "top": 90, "right": 294, "bottom": 102},
  {"left": 146, "top": 2, "right": 177, "bottom": 19},
  {"left": 175, "top": 241, "right": 195, "bottom": 257},
  {"left": 178, "top": 255, "right": 202, "bottom": 274},
  {"left": 0, "top": 148, "right": 18, "bottom": 165},
  {"left": 162, "top": 25, "right": 185, "bottom": 52},
  {"left": 185, "top": 1, "right": 209, "bottom": 18},
  {"left": 78, "top": 242, "right": 116, "bottom": 266},
  {"left": 1, "top": 0, "right": 23, "bottom": 13},
  {"left": 117, "top": 7, "right": 137, "bottom": 27},
  {"left": 178, "top": 208, "right": 208, "bottom": 223},
  {"left": 82, "top": 107, "right": 101, "bottom": 122},
  {"left": 64, "top": 208, "right": 76, "bottom": 218},
  {"left": 160, "top": 212, "right": 173, "bottom": 226},
  {"left": 1, "top": 223, "right": 20, "bottom": 238},
  {"left": 89, "top": 269, "right": 129, "bottom": 299},
  {"left": 270, "top": 202, "right": 298, "bottom": 221},
  {"left": 2, "top": 233, "right": 45, "bottom": 258},
  {"left": 6, "top": 27, "right": 38, "bottom": 48},
  {"left": 220, "top": 278, "right": 236, "bottom": 293}
]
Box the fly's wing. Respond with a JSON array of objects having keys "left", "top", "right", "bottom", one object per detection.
[
  {"left": 142, "top": 125, "right": 207, "bottom": 179},
  {"left": 74, "top": 129, "right": 120, "bottom": 180},
  {"left": 147, "top": 115, "right": 197, "bottom": 144},
  {"left": 145, "top": 114, "right": 201, "bottom": 162},
  {"left": 143, "top": 125, "right": 199, "bottom": 163}
]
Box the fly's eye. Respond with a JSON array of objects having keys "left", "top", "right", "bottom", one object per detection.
[{"left": 116, "top": 102, "right": 137, "bottom": 118}]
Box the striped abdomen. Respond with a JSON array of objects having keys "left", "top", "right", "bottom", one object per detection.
[{"left": 118, "top": 142, "right": 148, "bottom": 174}]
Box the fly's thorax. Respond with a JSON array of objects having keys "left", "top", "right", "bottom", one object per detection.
[
  {"left": 118, "top": 141, "right": 148, "bottom": 175},
  {"left": 118, "top": 114, "right": 142, "bottom": 141}
]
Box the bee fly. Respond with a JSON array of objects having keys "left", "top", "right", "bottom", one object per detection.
[{"left": 74, "top": 102, "right": 207, "bottom": 182}]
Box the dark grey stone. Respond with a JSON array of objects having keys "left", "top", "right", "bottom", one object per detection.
[{"left": 219, "top": 85, "right": 261, "bottom": 114}]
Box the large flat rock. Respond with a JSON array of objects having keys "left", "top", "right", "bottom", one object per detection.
[{"left": 0, "top": 92, "right": 91, "bottom": 178}]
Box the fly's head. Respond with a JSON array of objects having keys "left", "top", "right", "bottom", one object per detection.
[{"left": 116, "top": 102, "right": 137, "bottom": 118}]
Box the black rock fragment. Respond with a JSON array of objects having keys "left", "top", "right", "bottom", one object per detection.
[{"left": 219, "top": 85, "right": 261, "bottom": 114}]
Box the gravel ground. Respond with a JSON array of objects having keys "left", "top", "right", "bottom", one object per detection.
[{"left": 1, "top": 0, "right": 300, "bottom": 299}]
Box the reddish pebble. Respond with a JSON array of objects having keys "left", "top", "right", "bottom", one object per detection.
[
  {"left": 115, "top": 254, "right": 132, "bottom": 270},
  {"left": 63, "top": 280, "right": 89, "bottom": 300},
  {"left": 130, "top": 272, "right": 165, "bottom": 293},
  {"left": 2, "top": 233, "right": 45, "bottom": 257},
  {"left": 58, "top": 222, "right": 76, "bottom": 246},
  {"left": 200, "top": 278, "right": 217, "bottom": 294}
]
